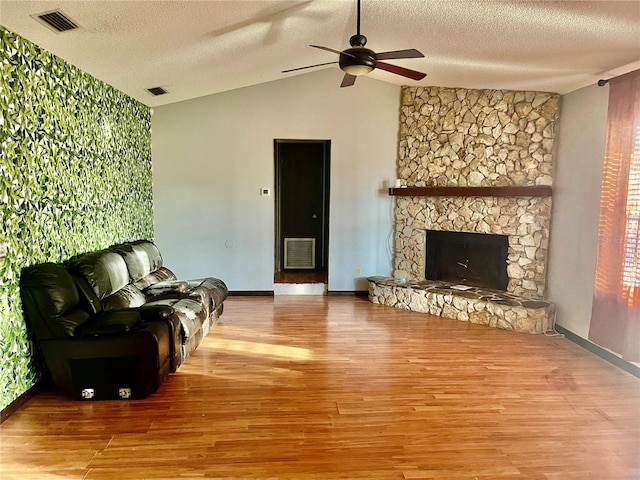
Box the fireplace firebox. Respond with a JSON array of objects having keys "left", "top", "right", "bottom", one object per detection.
[{"left": 425, "top": 230, "right": 509, "bottom": 291}]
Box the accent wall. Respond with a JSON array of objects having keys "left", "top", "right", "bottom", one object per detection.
[{"left": 0, "top": 27, "right": 153, "bottom": 411}]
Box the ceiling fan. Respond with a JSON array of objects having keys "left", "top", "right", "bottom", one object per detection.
[{"left": 282, "top": 0, "right": 427, "bottom": 87}]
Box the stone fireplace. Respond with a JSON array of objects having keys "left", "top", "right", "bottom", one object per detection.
[
  {"left": 369, "top": 86, "right": 559, "bottom": 334},
  {"left": 395, "top": 194, "right": 552, "bottom": 298},
  {"left": 394, "top": 86, "right": 559, "bottom": 298}
]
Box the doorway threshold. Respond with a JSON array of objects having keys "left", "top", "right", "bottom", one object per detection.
[{"left": 274, "top": 283, "right": 327, "bottom": 295}]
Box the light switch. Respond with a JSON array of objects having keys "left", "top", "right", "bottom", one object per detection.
[{"left": 260, "top": 188, "right": 271, "bottom": 196}]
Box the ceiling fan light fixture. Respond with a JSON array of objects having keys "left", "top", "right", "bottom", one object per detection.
[{"left": 342, "top": 64, "right": 374, "bottom": 76}]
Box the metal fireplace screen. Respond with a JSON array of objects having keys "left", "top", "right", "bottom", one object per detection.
[{"left": 425, "top": 230, "right": 508, "bottom": 290}]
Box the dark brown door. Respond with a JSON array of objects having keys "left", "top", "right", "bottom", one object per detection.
[{"left": 275, "top": 140, "right": 330, "bottom": 275}]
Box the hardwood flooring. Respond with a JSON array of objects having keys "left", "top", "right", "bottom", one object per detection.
[{"left": 1, "top": 296, "right": 639, "bottom": 479}]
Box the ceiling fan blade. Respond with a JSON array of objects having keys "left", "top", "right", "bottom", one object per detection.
[
  {"left": 282, "top": 61, "right": 338, "bottom": 73},
  {"left": 310, "top": 45, "right": 356, "bottom": 58},
  {"left": 376, "top": 61, "right": 427, "bottom": 80},
  {"left": 310, "top": 44, "right": 345, "bottom": 56},
  {"left": 376, "top": 49, "right": 424, "bottom": 60},
  {"left": 340, "top": 73, "right": 357, "bottom": 87}
]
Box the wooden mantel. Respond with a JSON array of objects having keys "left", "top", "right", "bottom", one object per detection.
[{"left": 388, "top": 186, "right": 552, "bottom": 197}]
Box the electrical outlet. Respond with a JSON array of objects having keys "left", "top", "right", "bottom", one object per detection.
[
  {"left": 0, "top": 241, "right": 8, "bottom": 258},
  {"left": 355, "top": 267, "right": 362, "bottom": 276}
]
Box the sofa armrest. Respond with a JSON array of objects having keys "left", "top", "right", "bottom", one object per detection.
[
  {"left": 136, "top": 304, "right": 175, "bottom": 320},
  {"left": 77, "top": 310, "right": 141, "bottom": 336},
  {"left": 38, "top": 322, "right": 171, "bottom": 399},
  {"left": 136, "top": 304, "right": 181, "bottom": 372},
  {"left": 143, "top": 280, "right": 190, "bottom": 298}
]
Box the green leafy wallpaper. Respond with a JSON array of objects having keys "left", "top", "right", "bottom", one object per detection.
[{"left": 0, "top": 27, "right": 153, "bottom": 411}]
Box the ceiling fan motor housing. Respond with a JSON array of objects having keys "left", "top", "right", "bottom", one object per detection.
[{"left": 339, "top": 47, "right": 376, "bottom": 73}]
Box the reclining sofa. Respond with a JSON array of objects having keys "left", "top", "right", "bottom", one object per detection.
[{"left": 19, "top": 240, "right": 228, "bottom": 400}]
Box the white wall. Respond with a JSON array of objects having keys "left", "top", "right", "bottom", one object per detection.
[
  {"left": 547, "top": 84, "right": 609, "bottom": 338},
  {"left": 151, "top": 68, "right": 400, "bottom": 292}
]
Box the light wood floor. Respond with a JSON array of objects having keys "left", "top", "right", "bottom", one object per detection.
[{"left": 1, "top": 296, "right": 639, "bottom": 480}]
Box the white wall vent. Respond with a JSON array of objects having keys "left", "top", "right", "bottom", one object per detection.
[{"left": 284, "top": 238, "right": 315, "bottom": 269}]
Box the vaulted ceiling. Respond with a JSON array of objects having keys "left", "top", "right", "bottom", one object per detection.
[{"left": 2, "top": 0, "right": 639, "bottom": 107}]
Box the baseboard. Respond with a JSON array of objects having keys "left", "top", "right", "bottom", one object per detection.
[
  {"left": 229, "top": 291, "right": 275, "bottom": 296},
  {"left": 555, "top": 325, "right": 640, "bottom": 378},
  {"left": 1, "top": 382, "right": 42, "bottom": 424},
  {"left": 327, "top": 290, "right": 369, "bottom": 297},
  {"left": 229, "top": 290, "right": 368, "bottom": 297}
]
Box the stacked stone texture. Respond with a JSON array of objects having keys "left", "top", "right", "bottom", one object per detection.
[
  {"left": 368, "top": 278, "right": 553, "bottom": 334},
  {"left": 394, "top": 87, "right": 559, "bottom": 298}
]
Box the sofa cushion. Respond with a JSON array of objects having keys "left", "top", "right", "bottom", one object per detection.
[
  {"left": 134, "top": 267, "right": 177, "bottom": 290},
  {"left": 112, "top": 242, "right": 156, "bottom": 281},
  {"left": 20, "top": 263, "right": 91, "bottom": 338},
  {"left": 159, "top": 297, "right": 207, "bottom": 362},
  {"left": 58, "top": 310, "right": 92, "bottom": 337},
  {"left": 102, "top": 284, "right": 147, "bottom": 311},
  {"left": 68, "top": 251, "right": 130, "bottom": 300},
  {"left": 143, "top": 279, "right": 190, "bottom": 298},
  {"left": 71, "top": 273, "right": 103, "bottom": 315},
  {"left": 188, "top": 278, "right": 229, "bottom": 308},
  {"left": 112, "top": 243, "right": 150, "bottom": 281},
  {"left": 130, "top": 241, "right": 163, "bottom": 274},
  {"left": 145, "top": 298, "right": 205, "bottom": 339},
  {"left": 132, "top": 240, "right": 163, "bottom": 265},
  {"left": 21, "top": 263, "right": 79, "bottom": 317}
]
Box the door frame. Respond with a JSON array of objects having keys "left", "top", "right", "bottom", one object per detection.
[{"left": 274, "top": 139, "right": 331, "bottom": 275}]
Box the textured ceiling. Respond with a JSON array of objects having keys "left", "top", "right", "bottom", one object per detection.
[{"left": 1, "top": 0, "right": 639, "bottom": 107}]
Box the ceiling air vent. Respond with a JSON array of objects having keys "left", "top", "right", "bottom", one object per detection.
[
  {"left": 34, "top": 10, "right": 79, "bottom": 33},
  {"left": 147, "top": 87, "right": 168, "bottom": 96}
]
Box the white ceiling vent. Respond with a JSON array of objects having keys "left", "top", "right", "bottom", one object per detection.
[
  {"left": 33, "top": 10, "right": 79, "bottom": 33},
  {"left": 284, "top": 238, "right": 315, "bottom": 270}
]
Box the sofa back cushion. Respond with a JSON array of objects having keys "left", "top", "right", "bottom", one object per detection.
[
  {"left": 68, "top": 250, "right": 130, "bottom": 300},
  {"left": 19, "top": 263, "right": 90, "bottom": 338},
  {"left": 113, "top": 241, "right": 163, "bottom": 282},
  {"left": 132, "top": 240, "right": 163, "bottom": 271}
]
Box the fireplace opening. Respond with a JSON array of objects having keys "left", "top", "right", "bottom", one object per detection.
[{"left": 425, "top": 230, "right": 509, "bottom": 291}]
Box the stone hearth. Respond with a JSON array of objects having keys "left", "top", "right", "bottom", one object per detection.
[{"left": 368, "top": 277, "right": 554, "bottom": 334}]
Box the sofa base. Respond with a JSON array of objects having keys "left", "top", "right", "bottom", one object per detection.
[{"left": 69, "top": 354, "right": 170, "bottom": 400}]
